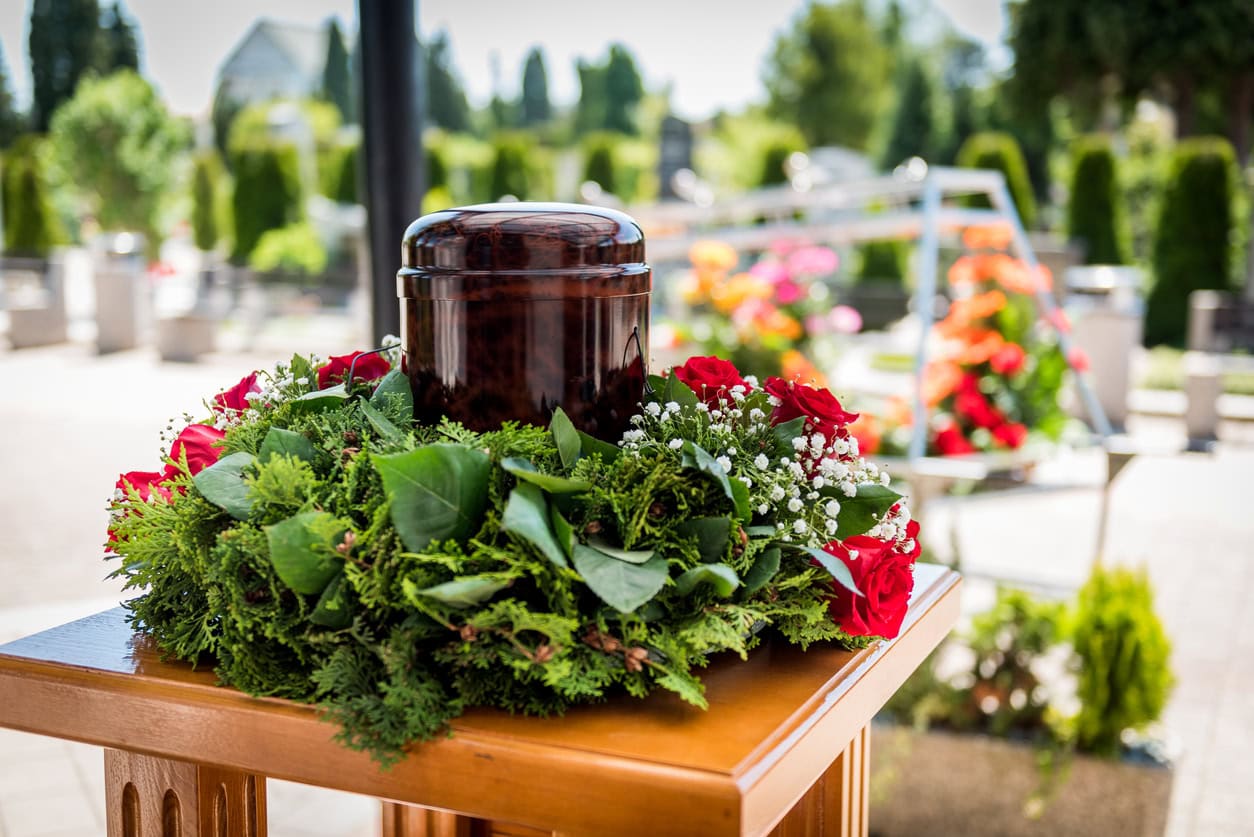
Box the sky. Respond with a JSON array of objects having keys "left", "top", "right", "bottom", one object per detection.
[{"left": 0, "top": 0, "right": 1008, "bottom": 121}]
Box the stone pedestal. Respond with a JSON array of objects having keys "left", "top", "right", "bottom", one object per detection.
[
  {"left": 1066, "top": 266, "right": 1144, "bottom": 430},
  {"left": 1183, "top": 351, "right": 1223, "bottom": 445},
  {"left": 95, "top": 263, "right": 143, "bottom": 354},
  {"left": 156, "top": 314, "right": 215, "bottom": 363},
  {"left": 7, "top": 261, "right": 68, "bottom": 348}
]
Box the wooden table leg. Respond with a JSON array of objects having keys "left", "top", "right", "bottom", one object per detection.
[
  {"left": 104, "top": 749, "right": 266, "bottom": 836},
  {"left": 769, "top": 724, "right": 870, "bottom": 837},
  {"left": 381, "top": 802, "right": 554, "bottom": 837}
]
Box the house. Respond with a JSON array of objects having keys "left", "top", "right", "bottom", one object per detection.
[{"left": 216, "top": 19, "right": 329, "bottom": 106}]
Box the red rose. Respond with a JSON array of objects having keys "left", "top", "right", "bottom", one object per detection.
[
  {"left": 954, "top": 374, "right": 1003, "bottom": 429},
  {"left": 900, "top": 519, "right": 921, "bottom": 562},
  {"left": 115, "top": 470, "right": 172, "bottom": 503},
  {"left": 991, "top": 421, "right": 1028, "bottom": 449},
  {"left": 672, "top": 356, "right": 750, "bottom": 406},
  {"left": 818, "top": 535, "right": 915, "bottom": 639},
  {"left": 165, "top": 424, "right": 226, "bottom": 477},
  {"left": 317, "top": 351, "right": 391, "bottom": 389},
  {"left": 989, "top": 343, "right": 1026, "bottom": 376},
  {"left": 763, "top": 376, "right": 858, "bottom": 441},
  {"left": 213, "top": 372, "right": 261, "bottom": 413},
  {"left": 934, "top": 421, "right": 976, "bottom": 456}
]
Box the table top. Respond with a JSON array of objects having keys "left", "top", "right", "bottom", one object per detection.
[{"left": 0, "top": 564, "right": 960, "bottom": 836}]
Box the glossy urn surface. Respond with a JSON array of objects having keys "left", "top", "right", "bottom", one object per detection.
[{"left": 398, "top": 202, "right": 650, "bottom": 438}]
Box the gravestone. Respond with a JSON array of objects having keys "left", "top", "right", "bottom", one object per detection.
[{"left": 657, "top": 115, "right": 693, "bottom": 200}]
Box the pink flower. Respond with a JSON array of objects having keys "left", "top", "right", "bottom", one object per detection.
[
  {"left": 774, "top": 279, "right": 806, "bottom": 305},
  {"left": 786, "top": 245, "right": 838, "bottom": 277},
  {"left": 749, "top": 261, "right": 790, "bottom": 285},
  {"left": 828, "top": 305, "right": 862, "bottom": 335},
  {"left": 1045, "top": 308, "right": 1072, "bottom": 335},
  {"left": 1068, "top": 347, "right": 1091, "bottom": 373}
]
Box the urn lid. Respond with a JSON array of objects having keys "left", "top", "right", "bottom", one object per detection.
[{"left": 401, "top": 202, "right": 646, "bottom": 272}]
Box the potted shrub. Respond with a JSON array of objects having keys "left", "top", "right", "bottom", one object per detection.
[{"left": 871, "top": 564, "right": 1174, "bottom": 836}]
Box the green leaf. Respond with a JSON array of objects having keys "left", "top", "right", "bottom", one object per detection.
[
  {"left": 369, "top": 368, "right": 413, "bottom": 412},
  {"left": 550, "top": 506, "right": 575, "bottom": 558},
  {"left": 310, "top": 572, "right": 352, "bottom": 628},
  {"left": 192, "top": 451, "right": 256, "bottom": 520},
  {"left": 832, "top": 483, "right": 903, "bottom": 540},
  {"left": 501, "top": 457, "right": 591, "bottom": 494},
  {"left": 408, "top": 576, "right": 513, "bottom": 609},
  {"left": 259, "top": 428, "right": 317, "bottom": 463},
  {"left": 665, "top": 376, "right": 699, "bottom": 408},
  {"left": 645, "top": 374, "right": 668, "bottom": 402},
  {"left": 676, "top": 517, "right": 733, "bottom": 563},
  {"left": 800, "top": 545, "right": 863, "bottom": 597},
  {"left": 502, "top": 483, "right": 569, "bottom": 569},
  {"left": 289, "top": 353, "right": 316, "bottom": 387},
  {"left": 550, "top": 407, "right": 581, "bottom": 470},
  {"left": 743, "top": 547, "right": 781, "bottom": 594},
  {"left": 578, "top": 430, "right": 621, "bottom": 464},
  {"left": 360, "top": 400, "right": 403, "bottom": 441},
  {"left": 744, "top": 525, "right": 776, "bottom": 537},
  {"left": 264, "top": 511, "right": 346, "bottom": 595},
  {"left": 681, "top": 441, "right": 750, "bottom": 520},
  {"left": 372, "top": 444, "right": 491, "bottom": 551},
  {"left": 675, "top": 564, "right": 741, "bottom": 597},
  {"left": 772, "top": 416, "right": 808, "bottom": 456},
  {"left": 586, "top": 536, "right": 654, "bottom": 564},
  {"left": 572, "top": 544, "right": 669, "bottom": 613},
  {"left": 289, "top": 383, "right": 349, "bottom": 413}
]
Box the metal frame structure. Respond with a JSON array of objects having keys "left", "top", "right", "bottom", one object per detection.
[{"left": 635, "top": 166, "right": 1113, "bottom": 462}]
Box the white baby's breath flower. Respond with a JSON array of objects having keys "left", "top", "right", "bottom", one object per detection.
[
  {"left": 847, "top": 549, "right": 859, "bottom": 561},
  {"left": 645, "top": 402, "right": 661, "bottom": 417},
  {"left": 791, "top": 436, "right": 808, "bottom": 452},
  {"left": 749, "top": 407, "right": 766, "bottom": 422},
  {"left": 668, "top": 438, "right": 683, "bottom": 450},
  {"left": 842, "top": 482, "right": 857, "bottom": 497},
  {"left": 715, "top": 455, "right": 733, "bottom": 473},
  {"left": 767, "top": 395, "right": 781, "bottom": 407},
  {"left": 787, "top": 498, "right": 803, "bottom": 512},
  {"left": 812, "top": 476, "right": 826, "bottom": 489},
  {"left": 744, "top": 375, "right": 759, "bottom": 388},
  {"left": 741, "top": 476, "right": 752, "bottom": 488},
  {"left": 664, "top": 401, "right": 681, "bottom": 413},
  {"left": 758, "top": 503, "right": 770, "bottom": 515},
  {"left": 696, "top": 403, "right": 709, "bottom": 412},
  {"left": 881, "top": 471, "right": 892, "bottom": 486},
  {"left": 824, "top": 499, "right": 841, "bottom": 518},
  {"left": 792, "top": 519, "right": 807, "bottom": 534},
  {"left": 754, "top": 453, "right": 770, "bottom": 469}
]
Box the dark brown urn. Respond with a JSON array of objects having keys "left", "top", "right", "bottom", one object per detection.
[{"left": 398, "top": 202, "right": 650, "bottom": 439}]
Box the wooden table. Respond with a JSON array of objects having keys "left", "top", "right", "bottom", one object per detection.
[{"left": 0, "top": 564, "right": 959, "bottom": 837}]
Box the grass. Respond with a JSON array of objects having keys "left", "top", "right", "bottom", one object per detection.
[
  {"left": 869, "top": 352, "right": 918, "bottom": 374},
  {"left": 1140, "top": 346, "right": 1254, "bottom": 396}
]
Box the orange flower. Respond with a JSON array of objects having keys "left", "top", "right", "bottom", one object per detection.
[
  {"left": 885, "top": 395, "right": 914, "bottom": 426},
  {"left": 848, "top": 413, "right": 882, "bottom": 456},
  {"left": 759, "top": 306, "right": 803, "bottom": 340},
  {"left": 689, "top": 240, "right": 738, "bottom": 273},
  {"left": 954, "top": 330, "right": 1006, "bottom": 366},
  {"left": 962, "top": 223, "right": 1014, "bottom": 251},
  {"left": 781, "top": 350, "right": 826, "bottom": 387},
  {"left": 937, "top": 290, "right": 1008, "bottom": 335},
  {"left": 922, "top": 361, "right": 963, "bottom": 406},
  {"left": 711, "top": 271, "right": 772, "bottom": 313},
  {"left": 996, "top": 260, "right": 1052, "bottom": 295}
]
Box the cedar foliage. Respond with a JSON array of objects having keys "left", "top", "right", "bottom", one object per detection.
[{"left": 1066, "top": 135, "right": 1128, "bottom": 265}]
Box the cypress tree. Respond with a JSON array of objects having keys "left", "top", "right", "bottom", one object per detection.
[
  {"left": 190, "top": 150, "right": 222, "bottom": 253},
  {"left": 519, "top": 48, "right": 551, "bottom": 126},
  {"left": 424, "top": 32, "right": 470, "bottom": 133},
  {"left": 230, "top": 143, "right": 303, "bottom": 265},
  {"left": 28, "top": 0, "right": 101, "bottom": 131},
  {"left": 881, "top": 60, "right": 937, "bottom": 168},
  {"left": 603, "top": 44, "right": 643, "bottom": 135},
  {"left": 488, "top": 135, "right": 531, "bottom": 201},
  {"left": 1146, "top": 137, "right": 1238, "bottom": 346},
  {"left": 99, "top": 2, "right": 140, "bottom": 73},
  {"left": 2, "top": 136, "right": 60, "bottom": 258},
  {"left": 956, "top": 131, "right": 1037, "bottom": 229},
  {"left": 1066, "top": 135, "right": 1128, "bottom": 265},
  {"left": 0, "top": 44, "right": 23, "bottom": 149},
  {"left": 321, "top": 19, "right": 352, "bottom": 122},
  {"left": 582, "top": 134, "right": 617, "bottom": 195}
]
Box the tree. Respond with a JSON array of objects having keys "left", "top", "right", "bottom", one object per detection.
[
  {"left": 0, "top": 44, "right": 23, "bottom": 149},
  {"left": 99, "top": 2, "right": 140, "bottom": 73},
  {"left": 425, "top": 31, "right": 471, "bottom": 133},
  {"left": 1146, "top": 137, "right": 1238, "bottom": 346},
  {"left": 28, "top": 0, "right": 101, "bottom": 132},
  {"left": 881, "top": 59, "right": 937, "bottom": 168},
  {"left": 488, "top": 134, "right": 533, "bottom": 200},
  {"left": 582, "top": 133, "right": 618, "bottom": 195},
  {"left": 230, "top": 142, "right": 303, "bottom": 265},
  {"left": 321, "top": 18, "right": 352, "bottom": 123},
  {"left": 48, "top": 70, "right": 188, "bottom": 255},
  {"left": 210, "top": 80, "right": 242, "bottom": 161},
  {"left": 574, "top": 59, "right": 607, "bottom": 136},
  {"left": 1, "top": 136, "right": 61, "bottom": 258},
  {"left": 763, "top": 0, "right": 891, "bottom": 149},
  {"left": 956, "top": 132, "right": 1038, "bottom": 229},
  {"left": 1066, "top": 135, "right": 1128, "bottom": 264},
  {"left": 519, "top": 48, "right": 551, "bottom": 126},
  {"left": 603, "top": 44, "right": 644, "bottom": 135},
  {"left": 190, "top": 150, "right": 223, "bottom": 253}
]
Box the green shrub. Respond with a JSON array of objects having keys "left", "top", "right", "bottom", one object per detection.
[
  {"left": 488, "top": 134, "right": 533, "bottom": 201},
  {"left": 1146, "top": 136, "right": 1238, "bottom": 347},
  {"left": 582, "top": 132, "right": 618, "bottom": 195},
  {"left": 426, "top": 144, "right": 448, "bottom": 192},
  {"left": 1069, "top": 564, "right": 1173, "bottom": 758},
  {"left": 190, "top": 150, "right": 224, "bottom": 252},
  {"left": 1, "top": 135, "right": 61, "bottom": 258},
  {"left": 249, "top": 222, "right": 327, "bottom": 279},
  {"left": 757, "top": 136, "right": 802, "bottom": 188},
  {"left": 855, "top": 240, "right": 907, "bottom": 285},
  {"left": 956, "top": 131, "right": 1037, "bottom": 230},
  {"left": 230, "top": 143, "right": 303, "bottom": 265},
  {"left": 1066, "top": 135, "right": 1128, "bottom": 265},
  {"left": 321, "top": 141, "right": 359, "bottom": 205}
]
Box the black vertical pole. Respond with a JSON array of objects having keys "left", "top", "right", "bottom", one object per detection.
[{"left": 358, "top": 0, "right": 423, "bottom": 343}]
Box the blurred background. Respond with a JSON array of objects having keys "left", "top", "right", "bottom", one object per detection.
[{"left": 0, "top": 0, "right": 1252, "bottom": 835}]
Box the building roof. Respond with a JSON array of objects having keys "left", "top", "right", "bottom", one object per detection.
[{"left": 219, "top": 18, "right": 328, "bottom": 86}]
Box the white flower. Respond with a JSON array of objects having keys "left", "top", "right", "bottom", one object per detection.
[
  {"left": 792, "top": 436, "right": 808, "bottom": 452},
  {"left": 754, "top": 453, "right": 770, "bottom": 470},
  {"left": 848, "top": 437, "right": 860, "bottom": 456},
  {"left": 630, "top": 414, "right": 644, "bottom": 425},
  {"left": 668, "top": 438, "right": 683, "bottom": 450},
  {"left": 848, "top": 549, "right": 859, "bottom": 561},
  {"left": 295, "top": 377, "right": 309, "bottom": 385},
  {"left": 781, "top": 457, "right": 791, "bottom": 466},
  {"left": 825, "top": 519, "right": 838, "bottom": 535},
  {"left": 645, "top": 402, "right": 661, "bottom": 417},
  {"left": 767, "top": 395, "right": 782, "bottom": 407},
  {"left": 842, "top": 482, "right": 857, "bottom": 497},
  {"left": 741, "top": 477, "right": 753, "bottom": 488},
  {"left": 696, "top": 403, "right": 710, "bottom": 412},
  {"left": 824, "top": 499, "right": 841, "bottom": 518},
  {"left": 833, "top": 438, "right": 849, "bottom": 455},
  {"left": 749, "top": 407, "right": 766, "bottom": 421},
  {"left": 731, "top": 384, "right": 747, "bottom": 396},
  {"left": 758, "top": 503, "right": 770, "bottom": 515},
  {"left": 810, "top": 432, "right": 825, "bottom": 450},
  {"left": 792, "top": 519, "right": 807, "bottom": 534},
  {"left": 710, "top": 409, "right": 722, "bottom": 420},
  {"left": 715, "top": 455, "right": 733, "bottom": 473},
  {"left": 664, "top": 401, "right": 681, "bottom": 413},
  {"left": 880, "top": 471, "right": 892, "bottom": 486},
  {"left": 787, "top": 498, "right": 803, "bottom": 512},
  {"left": 770, "top": 486, "right": 786, "bottom": 501},
  {"left": 812, "top": 476, "right": 826, "bottom": 489},
  {"left": 901, "top": 539, "right": 916, "bottom": 554},
  {"left": 744, "top": 375, "right": 760, "bottom": 388},
  {"left": 806, "top": 491, "right": 819, "bottom": 500},
  {"left": 726, "top": 447, "right": 737, "bottom": 456}
]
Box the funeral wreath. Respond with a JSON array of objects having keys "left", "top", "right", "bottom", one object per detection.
[{"left": 107, "top": 346, "right": 919, "bottom": 765}]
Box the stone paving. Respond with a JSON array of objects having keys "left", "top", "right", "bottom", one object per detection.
[{"left": 0, "top": 337, "right": 1251, "bottom": 836}]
